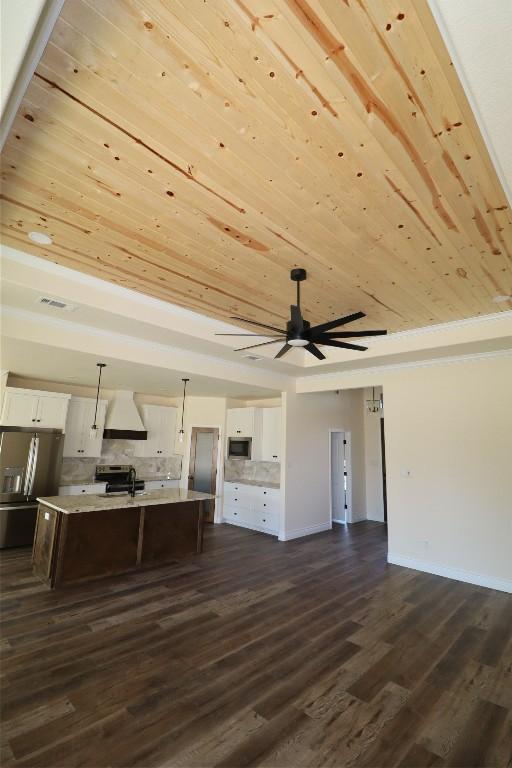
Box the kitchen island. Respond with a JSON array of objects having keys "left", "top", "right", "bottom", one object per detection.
[{"left": 33, "top": 489, "right": 214, "bottom": 588}]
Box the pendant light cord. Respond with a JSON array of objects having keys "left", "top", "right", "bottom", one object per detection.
[
  {"left": 92, "top": 363, "right": 106, "bottom": 429},
  {"left": 180, "top": 378, "right": 189, "bottom": 432}
]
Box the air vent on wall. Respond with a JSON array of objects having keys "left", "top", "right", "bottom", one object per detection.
[
  {"left": 243, "top": 354, "right": 262, "bottom": 361},
  {"left": 38, "top": 296, "right": 76, "bottom": 311}
]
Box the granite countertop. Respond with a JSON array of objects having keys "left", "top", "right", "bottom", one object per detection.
[
  {"left": 224, "top": 479, "right": 280, "bottom": 489},
  {"left": 38, "top": 489, "right": 215, "bottom": 515},
  {"left": 142, "top": 476, "right": 181, "bottom": 481}
]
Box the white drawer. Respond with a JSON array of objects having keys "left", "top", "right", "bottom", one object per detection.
[
  {"left": 224, "top": 486, "right": 252, "bottom": 509},
  {"left": 253, "top": 497, "right": 280, "bottom": 515},
  {"left": 223, "top": 505, "right": 254, "bottom": 526},
  {"left": 59, "top": 483, "right": 106, "bottom": 496},
  {"left": 145, "top": 479, "right": 180, "bottom": 491},
  {"left": 255, "top": 486, "right": 281, "bottom": 502},
  {"left": 254, "top": 510, "right": 279, "bottom": 533}
]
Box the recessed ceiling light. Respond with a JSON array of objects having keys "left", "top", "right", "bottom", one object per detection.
[
  {"left": 493, "top": 295, "right": 512, "bottom": 303},
  {"left": 28, "top": 231, "right": 53, "bottom": 245}
]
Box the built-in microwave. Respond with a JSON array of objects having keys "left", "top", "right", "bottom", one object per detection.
[{"left": 227, "top": 437, "right": 252, "bottom": 460}]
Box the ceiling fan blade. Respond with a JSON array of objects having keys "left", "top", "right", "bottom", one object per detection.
[
  {"left": 315, "top": 337, "right": 368, "bottom": 351},
  {"left": 309, "top": 311, "right": 366, "bottom": 336},
  {"left": 230, "top": 316, "right": 286, "bottom": 335},
  {"left": 234, "top": 338, "right": 285, "bottom": 352},
  {"left": 317, "top": 330, "right": 387, "bottom": 339},
  {"left": 275, "top": 343, "right": 291, "bottom": 359},
  {"left": 290, "top": 304, "right": 304, "bottom": 332},
  {"left": 305, "top": 343, "right": 326, "bottom": 360},
  {"left": 215, "top": 333, "right": 279, "bottom": 337}
]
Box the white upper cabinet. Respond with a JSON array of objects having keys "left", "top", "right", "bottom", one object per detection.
[
  {"left": 261, "top": 407, "right": 281, "bottom": 463},
  {"left": 134, "top": 405, "right": 177, "bottom": 457},
  {"left": 226, "top": 407, "right": 257, "bottom": 437},
  {"left": 0, "top": 388, "right": 70, "bottom": 429},
  {"left": 63, "top": 397, "right": 107, "bottom": 457}
]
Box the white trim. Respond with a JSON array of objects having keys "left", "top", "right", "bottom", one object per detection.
[
  {"left": 298, "top": 347, "right": 512, "bottom": 388},
  {"left": 388, "top": 553, "right": 512, "bottom": 594},
  {"left": 278, "top": 521, "right": 332, "bottom": 541},
  {"left": 427, "top": 0, "right": 512, "bottom": 206},
  {"left": 328, "top": 429, "right": 352, "bottom": 524},
  {"left": 358, "top": 310, "right": 512, "bottom": 343},
  {"left": 222, "top": 518, "right": 277, "bottom": 537},
  {"left": 0, "top": 1, "right": 65, "bottom": 150}
]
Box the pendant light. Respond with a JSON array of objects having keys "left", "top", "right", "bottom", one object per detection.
[
  {"left": 178, "top": 378, "right": 189, "bottom": 443},
  {"left": 366, "top": 386, "right": 381, "bottom": 414},
  {"left": 90, "top": 363, "right": 106, "bottom": 438}
]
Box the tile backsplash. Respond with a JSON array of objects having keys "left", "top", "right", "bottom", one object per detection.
[
  {"left": 224, "top": 459, "right": 280, "bottom": 486},
  {"left": 60, "top": 439, "right": 182, "bottom": 485}
]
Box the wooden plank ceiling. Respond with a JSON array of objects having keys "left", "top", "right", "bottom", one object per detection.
[{"left": 1, "top": 0, "right": 511, "bottom": 333}]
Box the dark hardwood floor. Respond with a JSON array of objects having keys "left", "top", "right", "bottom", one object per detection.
[{"left": 0, "top": 522, "right": 510, "bottom": 767}]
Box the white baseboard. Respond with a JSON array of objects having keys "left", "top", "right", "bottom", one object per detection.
[
  {"left": 222, "top": 518, "right": 277, "bottom": 537},
  {"left": 278, "top": 521, "right": 332, "bottom": 542},
  {"left": 388, "top": 553, "right": 512, "bottom": 594}
]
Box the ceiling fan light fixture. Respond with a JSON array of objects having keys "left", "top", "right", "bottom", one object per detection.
[{"left": 218, "top": 269, "right": 387, "bottom": 360}]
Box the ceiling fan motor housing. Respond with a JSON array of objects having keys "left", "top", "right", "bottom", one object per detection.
[{"left": 287, "top": 317, "right": 309, "bottom": 340}]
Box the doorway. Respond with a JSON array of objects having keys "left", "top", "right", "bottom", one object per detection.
[
  {"left": 188, "top": 427, "right": 219, "bottom": 523},
  {"left": 329, "top": 430, "right": 351, "bottom": 524},
  {"left": 380, "top": 418, "right": 387, "bottom": 523}
]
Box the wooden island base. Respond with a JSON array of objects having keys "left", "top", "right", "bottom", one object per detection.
[{"left": 32, "top": 499, "right": 205, "bottom": 588}]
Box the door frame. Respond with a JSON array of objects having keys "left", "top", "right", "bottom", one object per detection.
[
  {"left": 187, "top": 426, "right": 221, "bottom": 522},
  {"left": 329, "top": 429, "right": 352, "bottom": 524}
]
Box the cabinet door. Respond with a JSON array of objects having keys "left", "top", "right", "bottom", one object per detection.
[
  {"left": 134, "top": 406, "right": 159, "bottom": 457},
  {"left": 261, "top": 408, "right": 281, "bottom": 462},
  {"left": 226, "top": 408, "right": 254, "bottom": 437},
  {"left": 63, "top": 399, "right": 85, "bottom": 457},
  {"left": 36, "top": 395, "right": 69, "bottom": 429},
  {"left": 0, "top": 390, "right": 38, "bottom": 427},
  {"left": 157, "top": 407, "right": 177, "bottom": 456}
]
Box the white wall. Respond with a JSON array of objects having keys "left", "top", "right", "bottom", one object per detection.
[
  {"left": 364, "top": 386, "right": 385, "bottom": 522},
  {"left": 296, "top": 353, "right": 512, "bottom": 592},
  {"left": 384, "top": 356, "right": 512, "bottom": 591},
  {"left": 281, "top": 389, "right": 366, "bottom": 540}
]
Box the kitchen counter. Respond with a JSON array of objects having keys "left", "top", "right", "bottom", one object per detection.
[
  {"left": 224, "top": 479, "right": 280, "bottom": 489},
  {"left": 33, "top": 490, "right": 213, "bottom": 588},
  {"left": 37, "top": 488, "right": 213, "bottom": 515}
]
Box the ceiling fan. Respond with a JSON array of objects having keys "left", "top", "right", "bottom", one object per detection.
[{"left": 216, "top": 269, "right": 387, "bottom": 360}]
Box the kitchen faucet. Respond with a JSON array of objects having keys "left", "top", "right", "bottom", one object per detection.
[{"left": 128, "top": 466, "right": 137, "bottom": 497}]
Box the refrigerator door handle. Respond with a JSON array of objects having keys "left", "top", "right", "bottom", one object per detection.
[
  {"left": 23, "top": 437, "right": 38, "bottom": 497},
  {"left": 28, "top": 436, "right": 40, "bottom": 496}
]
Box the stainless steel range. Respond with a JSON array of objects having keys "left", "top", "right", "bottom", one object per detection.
[{"left": 95, "top": 465, "right": 145, "bottom": 495}]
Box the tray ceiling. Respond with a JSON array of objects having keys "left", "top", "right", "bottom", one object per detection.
[{"left": 1, "top": 0, "right": 511, "bottom": 335}]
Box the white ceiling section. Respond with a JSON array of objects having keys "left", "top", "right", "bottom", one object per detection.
[
  {"left": 428, "top": 0, "right": 512, "bottom": 204},
  {"left": 1, "top": 337, "right": 280, "bottom": 399}
]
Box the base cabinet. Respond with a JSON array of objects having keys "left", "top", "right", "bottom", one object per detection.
[
  {"left": 33, "top": 500, "right": 204, "bottom": 588},
  {"left": 223, "top": 482, "right": 280, "bottom": 535}
]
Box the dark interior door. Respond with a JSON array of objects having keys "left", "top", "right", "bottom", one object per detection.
[{"left": 380, "top": 418, "right": 387, "bottom": 523}]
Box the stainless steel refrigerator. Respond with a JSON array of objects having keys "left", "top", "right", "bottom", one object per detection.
[{"left": 0, "top": 427, "right": 63, "bottom": 548}]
